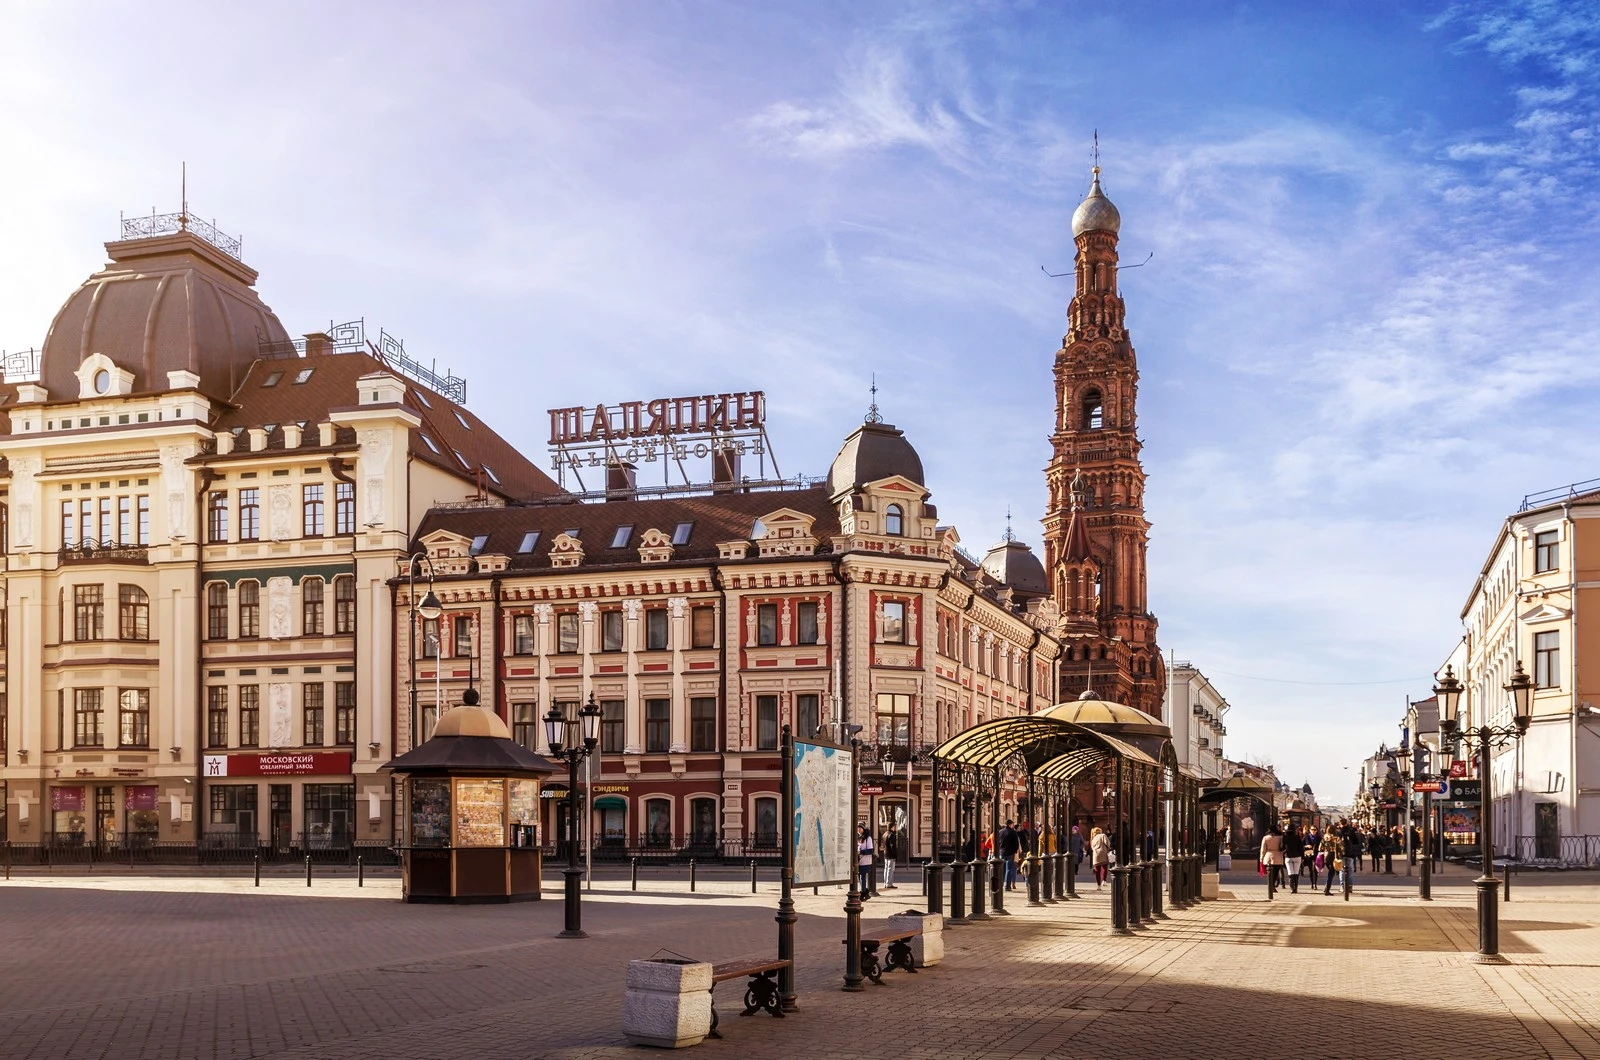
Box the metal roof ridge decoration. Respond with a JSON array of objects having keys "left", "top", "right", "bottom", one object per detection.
[{"left": 120, "top": 207, "right": 242, "bottom": 260}]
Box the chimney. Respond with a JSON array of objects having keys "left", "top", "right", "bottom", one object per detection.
[
  {"left": 712, "top": 447, "right": 741, "bottom": 492},
  {"left": 606, "top": 461, "right": 637, "bottom": 501},
  {"left": 304, "top": 332, "right": 333, "bottom": 357}
]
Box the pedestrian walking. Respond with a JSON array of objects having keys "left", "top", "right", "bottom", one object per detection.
[
  {"left": 1260, "top": 825, "right": 1285, "bottom": 900},
  {"left": 856, "top": 824, "right": 875, "bottom": 899},
  {"left": 881, "top": 828, "right": 899, "bottom": 889},
  {"left": 1090, "top": 826, "right": 1111, "bottom": 888},
  {"left": 1070, "top": 824, "right": 1086, "bottom": 877},
  {"left": 999, "top": 820, "right": 1021, "bottom": 890},
  {"left": 1283, "top": 823, "right": 1303, "bottom": 894},
  {"left": 1320, "top": 826, "right": 1345, "bottom": 896}
]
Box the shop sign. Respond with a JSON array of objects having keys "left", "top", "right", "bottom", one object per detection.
[
  {"left": 203, "top": 752, "right": 352, "bottom": 778},
  {"left": 858, "top": 784, "right": 884, "bottom": 796},
  {"left": 124, "top": 786, "right": 159, "bottom": 811},
  {"left": 1414, "top": 781, "right": 1446, "bottom": 793},
  {"left": 51, "top": 786, "right": 85, "bottom": 812},
  {"left": 593, "top": 784, "right": 631, "bottom": 794},
  {"left": 1446, "top": 780, "right": 1480, "bottom": 802},
  {"left": 542, "top": 787, "right": 570, "bottom": 800},
  {"left": 1449, "top": 760, "right": 1468, "bottom": 778}
]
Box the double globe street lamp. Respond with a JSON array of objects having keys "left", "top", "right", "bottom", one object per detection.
[
  {"left": 1433, "top": 661, "right": 1532, "bottom": 963},
  {"left": 545, "top": 695, "right": 603, "bottom": 939}
]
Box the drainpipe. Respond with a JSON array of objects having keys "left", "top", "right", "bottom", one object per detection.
[
  {"left": 711, "top": 564, "right": 727, "bottom": 754},
  {"left": 491, "top": 572, "right": 504, "bottom": 723},
  {"left": 194, "top": 466, "right": 217, "bottom": 847}
]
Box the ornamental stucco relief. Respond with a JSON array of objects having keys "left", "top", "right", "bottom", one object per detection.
[{"left": 267, "top": 576, "right": 293, "bottom": 639}]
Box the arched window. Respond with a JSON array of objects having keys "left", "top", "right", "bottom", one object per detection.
[
  {"left": 643, "top": 798, "right": 673, "bottom": 847},
  {"left": 303, "top": 578, "right": 324, "bottom": 636},
  {"left": 752, "top": 797, "right": 778, "bottom": 850},
  {"left": 238, "top": 580, "right": 260, "bottom": 638},
  {"left": 206, "top": 582, "right": 229, "bottom": 640},
  {"left": 334, "top": 575, "right": 356, "bottom": 634},
  {"left": 884, "top": 503, "right": 903, "bottom": 536},
  {"left": 1082, "top": 390, "right": 1103, "bottom": 430},
  {"left": 689, "top": 796, "right": 719, "bottom": 848},
  {"left": 118, "top": 584, "right": 149, "bottom": 641}
]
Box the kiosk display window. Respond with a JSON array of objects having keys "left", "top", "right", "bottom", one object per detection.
[
  {"left": 454, "top": 779, "right": 506, "bottom": 847},
  {"left": 410, "top": 779, "right": 452, "bottom": 847},
  {"left": 508, "top": 780, "right": 539, "bottom": 848}
]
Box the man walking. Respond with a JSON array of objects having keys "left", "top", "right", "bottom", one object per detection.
[
  {"left": 881, "top": 828, "right": 899, "bottom": 889},
  {"left": 999, "top": 820, "right": 1021, "bottom": 890},
  {"left": 1070, "top": 824, "right": 1085, "bottom": 877}
]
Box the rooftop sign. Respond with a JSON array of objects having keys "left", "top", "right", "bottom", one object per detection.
[{"left": 548, "top": 392, "right": 764, "bottom": 445}]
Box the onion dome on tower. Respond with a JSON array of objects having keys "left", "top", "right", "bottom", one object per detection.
[{"left": 1070, "top": 166, "right": 1121, "bottom": 238}]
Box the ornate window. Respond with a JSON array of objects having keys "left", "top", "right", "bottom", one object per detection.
[
  {"left": 119, "top": 689, "right": 150, "bottom": 748},
  {"left": 302, "top": 578, "right": 325, "bottom": 636},
  {"left": 74, "top": 584, "right": 105, "bottom": 641},
  {"left": 238, "top": 581, "right": 260, "bottom": 638},
  {"left": 118, "top": 585, "right": 149, "bottom": 641},
  {"left": 334, "top": 576, "right": 356, "bottom": 634},
  {"left": 207, "top": 583, "right": 229, "bottom": 640},
  {"left": 884, "top": 504, "right": 903, "bottom": 536}
]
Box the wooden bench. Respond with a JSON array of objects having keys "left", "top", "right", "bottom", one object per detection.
[
  {"left": 707, "top": 956, "right": 790, "bottom": 1038},
  {"left": 845, "top": 924, "right": 921, "bottom": 986}
]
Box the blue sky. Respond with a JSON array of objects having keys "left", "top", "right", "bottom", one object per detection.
[{"left": 2, "top": 1, "right": 1596, "bottom": 802}]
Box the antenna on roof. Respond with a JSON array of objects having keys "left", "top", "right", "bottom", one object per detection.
[
  {"left": 179, "top": 162, "right": 188, "bottom": 231},
  {"left": 865, "top": 373, "right": 883, "bottom": 424}
]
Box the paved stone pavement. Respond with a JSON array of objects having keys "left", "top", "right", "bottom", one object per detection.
[{"left": 0, "top": 867, "right": 1596, "bottom": 1060}]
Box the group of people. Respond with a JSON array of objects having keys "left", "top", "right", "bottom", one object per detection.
[{"left": 1256, "top": 818, "right": 1404, "bottom": 898}]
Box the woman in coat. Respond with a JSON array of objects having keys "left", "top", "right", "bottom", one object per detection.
[
  {"left": 1090, "top": 826, "right": 1112, "bottom": 889},
  {"left": 1259, "top": 825, "right": 1286, "bottom": 899}
]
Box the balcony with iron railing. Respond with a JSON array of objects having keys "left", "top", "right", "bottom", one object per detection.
[{"left": 58, "top": 539, "right": 150, "bottom": 565}]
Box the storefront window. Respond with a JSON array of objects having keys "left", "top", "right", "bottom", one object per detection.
[
  {"left": 410, "top": 779, "right": 451, "bottom": 848},
  {"left": 304, "top": 783, "right": 354, "bottom": 847},
  {"left": 52, "top": 786, "right": 87, "bottom": 843},
  {"left": 454, "top": 779, "right": 506, "bottom": 847},
  {"left": 644, "top": 798, "right": 672, "bottom": 847},
  {"left": 207, "top": 785, "right": 256, "bottom": 843}
]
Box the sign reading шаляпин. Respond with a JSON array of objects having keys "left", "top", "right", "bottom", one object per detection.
[{"left": 548, "top": 393, "right": 764, "bottom": 446}]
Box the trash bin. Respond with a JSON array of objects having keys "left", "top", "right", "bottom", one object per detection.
[{"left": 1218, "top": 852, "right": 1232, "bottom": 871}]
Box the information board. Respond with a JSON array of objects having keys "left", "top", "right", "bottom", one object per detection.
[{"left": 791, "top": 740, "right": 852, "bottom": 887}]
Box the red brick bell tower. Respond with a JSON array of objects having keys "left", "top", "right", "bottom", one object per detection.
[{"left": 1041, "top": 165, "right": 1165, "bottom": 716}]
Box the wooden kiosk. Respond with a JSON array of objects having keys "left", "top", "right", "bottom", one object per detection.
[{"left": 384, "top": 704, "right": 556, "bottom": 903}]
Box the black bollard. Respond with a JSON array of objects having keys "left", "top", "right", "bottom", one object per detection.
[
  {"left": 948, "top": 861, "right": 967, "bottom": 923},
  {"left": 926, "top": 861, "right": 942, "bottom": 914},
  {"left": 751, "top": 859, "right": 758, "bottom": 894},
  {"left": 1110, "top": 865, "right": 1131, "bottom": 934},
  {"left": 631, "top": 857, "right": 638, "bottom": 892},
  {"left": 305, "top": 855, "right": 312, "bottom": 888},
  {"left": 689, "top": 858, "right": 696, "bottom": 893},
  {"left": 358, "top": 855, "right": 364, "bottom": 888},
  {"left": 254, "top": 853, "right": 260, "bottom": 887}
]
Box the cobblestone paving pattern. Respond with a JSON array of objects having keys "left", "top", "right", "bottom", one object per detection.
[{"left": 0, "top": 868, "right": 1595, "bottom": 1060}]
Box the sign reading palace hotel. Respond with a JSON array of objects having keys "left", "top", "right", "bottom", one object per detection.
[{"left": 547, "top": 392, "right": 765, "bottom": 445}]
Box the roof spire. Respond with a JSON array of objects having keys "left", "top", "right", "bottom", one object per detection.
[
  {"left": 1093, "top": 128, "right": 1099, "bottom": 173},
  {"left": 865, "top": 373, "right": 882, "bottom": 424},
  {"left": 1003, "top": 507, "right": 1015, "bottom": 542}
]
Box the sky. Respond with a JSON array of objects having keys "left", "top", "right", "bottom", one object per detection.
[{"left": 1, "top": 0, "right": 1597, "bottom": 803}]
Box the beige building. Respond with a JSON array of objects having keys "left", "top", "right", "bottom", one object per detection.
[
  {"left": 1447, "top": 480, "right": 1600, "bottom": 862},
  {"left": 1163, "top": 658, "right": 1229, "bottom": 782},
  {"left": 0, "top": 214, "right": 556, "bottom": 852}
]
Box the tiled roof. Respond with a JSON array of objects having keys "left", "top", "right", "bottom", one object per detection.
[
  {"left": 415, "top": 486, "right": 841, "bottom": 570},
  {"left": 213, "top": 350, "right": 562, "bottom": 502}
]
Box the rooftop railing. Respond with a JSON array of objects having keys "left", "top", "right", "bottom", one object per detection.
[
  {"left": 1520, "top": 477, "right": 1600, "bottom": 512},
  {"left": 120, "top": 208, "right": 242, "bottom": 260}
]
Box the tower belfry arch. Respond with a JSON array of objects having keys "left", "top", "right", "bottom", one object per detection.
[{"left": 1042, "top": 155, "right": 1164, "bottom": 717}]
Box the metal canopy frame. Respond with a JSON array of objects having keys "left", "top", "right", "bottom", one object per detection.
[
  {"left": 1196, "top": 776, "right": 1277, "bottom": 810},
  {"left": 931, "top": 715, "right": 1155, "bottom": 782}
]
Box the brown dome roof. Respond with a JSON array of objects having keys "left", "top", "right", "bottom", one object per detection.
[
  {"left": 430, "top": 705, "right": 513, "bottom": 740},
  {"left": 827, "top": 420, "right": 925, "bottom": 499},
  {"left": 1039, "top": 693, "right": 1170, "bottom": 737},
  {"left": 40, "top": 231, "right": 290, "bottom": 402}
]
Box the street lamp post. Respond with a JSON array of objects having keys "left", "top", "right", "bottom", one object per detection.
[
  {"left": 1435, "top": 662, "right": 1532, "bottom": 963},
  {"left": 882, "top": 754, "right": 896, "bottom": 891},
  {"left": 545, "top": 695, "right": 603, "bottom": 939},
  {"left": 404, "top": 554, "right": 443, "bottom": 752}
]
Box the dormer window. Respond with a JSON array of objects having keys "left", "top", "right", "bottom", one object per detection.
[
  {"left": 672, "top": 521, "right": 694, "bottom": 545},
  {"left": 884, "top": 504, "right": 904, "bottom": 536},
  {"left": 517, "top": 531, "right": 540, "bottom": 553},
  {"left": 610, "top": 525, "right": 633, "bottom": 549},
  {"left": 1082, "top": 389, "right": 1103, "bottom": 430},
  {"left": 564, "top": 528, "right": 580, "bottom": 539},
  {"left": 469, "top": 534, "right": 489, "bottom": 556},
  {"left": 93, "top": 370, "right": 110, "bottom": 395}
]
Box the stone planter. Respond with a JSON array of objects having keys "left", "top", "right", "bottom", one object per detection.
[
  {"left": 621, "top": 958, "right": 713, "bottom": 1049},
  {"left": 888, "top": 910, "right": 943, "bottom": 967},
  {"left": 1201, "top": 871, "right": 1219, "bottom": 900}
]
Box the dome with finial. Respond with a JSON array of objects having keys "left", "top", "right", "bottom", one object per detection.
[
  {"left": 980, "top": 537, "right": 1049, "bottom": 596},
  {"left": 827, "top": 420, "right": 925, "bottom": 499},
  {"left": 1071, "top": 167, "right": 1121, "bottom": 238}
]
